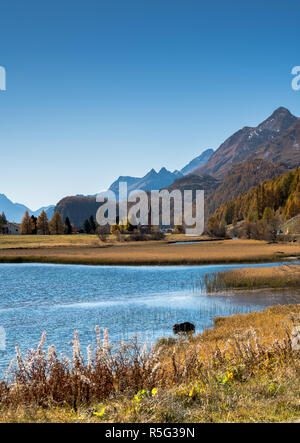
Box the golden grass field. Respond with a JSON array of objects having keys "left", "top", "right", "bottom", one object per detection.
[
  {"left": 1, "top": 304, "right": 300, "bottom": 423},
  {"left": 0, "top": 235, "right": 300, "bottom": 265}
]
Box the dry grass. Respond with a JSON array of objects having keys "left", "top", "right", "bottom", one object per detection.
[
  {"left": 0, "top": 237, "right": 300, "bottom": 265},
  {"left": 205, "top": 265, "right": 300, "bottom": 291},
  {"left": 0, "top": 234, "right": 209, "bottom": 250},
  {"left": 1, "top": 305, "right": 300, "bottom": 423},
  {"left": 0, "top": 235, "right": 103, "bottom": 249}
]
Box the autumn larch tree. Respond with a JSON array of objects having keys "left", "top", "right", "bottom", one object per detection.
[
  {"left": 37, "top": 210, "right": 49, "bottom": 235},
  {"left": 49, "top": 211, "right": 64, "bottom": 235},
  {"left": 20, "top": 211, "right": 34, "bottom": 235}
]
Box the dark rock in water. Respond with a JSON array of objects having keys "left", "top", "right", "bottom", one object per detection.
[{"left": 173, "top": 322, "right": 195, "bottom": 335}]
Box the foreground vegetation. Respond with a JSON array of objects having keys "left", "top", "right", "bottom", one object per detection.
[
  {"left": 0, "top": 236, "right": 300, "bottom": 265},
  {"left": 1, "top": 305, "right": 300, "bottom": 423},
  {"left": 205, "top": 265, "right": 300, "bottom": 292}
]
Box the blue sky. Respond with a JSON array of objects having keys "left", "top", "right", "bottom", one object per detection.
[{"left": 0, "top": 0, "right": 300, "bottom": 209}]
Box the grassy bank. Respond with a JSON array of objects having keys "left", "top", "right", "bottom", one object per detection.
[
  {"left": 0, "top": 234, "right": 208, "bottom": 249},
  {"left": 205, "top": 265, "right": 300, "bottom": 291},
  {"left": 0, "top": 237, "right": 300, "bottom": 266},
  {"left": 1, "top": 305, "right": 300, "bottom": 423}
]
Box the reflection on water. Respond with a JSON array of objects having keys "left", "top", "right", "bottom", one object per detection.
[{"left": 0, "top": 262, "right": 300, "bottom": 373}]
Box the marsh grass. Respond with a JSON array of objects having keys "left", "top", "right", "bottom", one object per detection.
[
  {"left": 1, "top": 238, "right": 300, "bottom": 265},
  {"left": 204, "top": 265, "right": 300, "bottom": 292},
  {"left": 1, "top": 305, "right": 300, "bottom": 422}
]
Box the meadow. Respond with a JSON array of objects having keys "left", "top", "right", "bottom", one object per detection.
[
  {"left": 0, "top": 235, "right": 300, "bottom": 265},
  {"left": 0, "top": 304, "right": 300, "bottom": 423}
]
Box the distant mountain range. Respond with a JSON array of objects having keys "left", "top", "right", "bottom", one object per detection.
[
  {"left": 1, "top": 149, "right": 213, "bottom": 225},
  {"left": 3, "top": 106, "right": 300, "bottom": 228},
  {"left": 55, "top": 151, "right": 215, "bottom": 226},
  {"left": 0, "top": 194, "right": 54, "bottom": 223},
  {"left": 108, "top": 167, "right": 183, "bottom": 200},
  {"left": 107, "top": 149, "right": 214, "bottom": 199},
  {"left": 55, "top": 106, "right": 300, "bottom": 227}
]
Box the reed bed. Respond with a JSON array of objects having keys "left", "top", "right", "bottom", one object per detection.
[
  {"left": 204, "top": 265, "right": 300, "bottom": 292},
  {"left": 1, "top": 305, "right": 300, "bottom": 422}
]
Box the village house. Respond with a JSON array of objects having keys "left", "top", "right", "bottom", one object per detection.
[{"left": 1, "top": 222, "right": 20, "bottom": 235}]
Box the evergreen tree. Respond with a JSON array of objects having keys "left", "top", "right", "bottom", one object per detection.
[
  {"left": 31, "top": 215, "right": 37, "bottom": 234},
  {"left": 49, "top": 211, "right": 64, "bottom": 235},
  {"left": 20, "top": 211, "right": 34, "bottom": 235},
  {"left": 83, "top": 219, "right": 91, "bottom": 234},
  {"left": 64, "top": 217, "right": 73, "bottom": 235},
  {"left": 37, "top": 210, "right": 49, "bottom": 235},
  {"left": 0, "top": 212, "right": 7, "bottom": 225},
  {"left": 0, "top": 212, "right": 7, "bottom": 234},
  {"left": 89, "top": 215, "right": 96, "bottom": 233}
]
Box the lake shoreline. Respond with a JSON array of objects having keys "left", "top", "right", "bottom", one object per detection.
[{"left": 0, "top": 254, "right": 299, "bottom": 266}]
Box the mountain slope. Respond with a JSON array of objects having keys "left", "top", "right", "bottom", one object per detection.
[
  {"left": 245, "top": 117, "right": 300, "bottom": 168},
  {"left": 161, "top": 159, "right": 288, "bottom": 224},
  {"left": 194, "top": 107, "right": 297, "bottom": 178},
  {"left": 55, "top": 196, "right": 100, "bottom": 228},
  {"left": 207, "top": 159, "right": 287, "bottom": 215},
  {"left": 166, "top": 173, "right": 220, "bottom": 194},
  {"left": 212, "top": 166, "right": 300, "bottom": 225},
  {"left": 180, "top": 149, "right": 214, "bottom": 175}
]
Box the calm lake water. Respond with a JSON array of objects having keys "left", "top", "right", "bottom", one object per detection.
[{"left": 0, "top": 262, "right": 300, "bottom": 374}]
